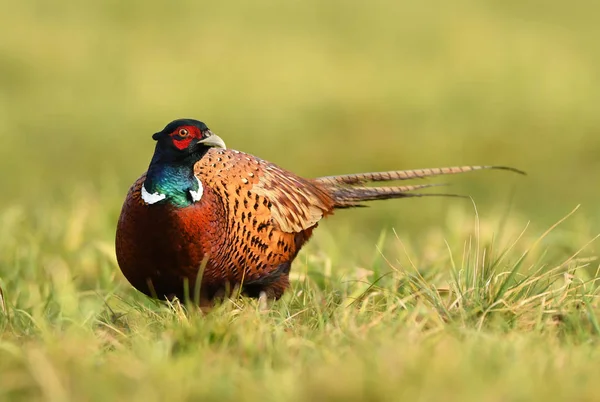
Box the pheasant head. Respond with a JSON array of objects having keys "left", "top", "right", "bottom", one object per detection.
[{"left": 142, "top": 119, "right": 226, "bottom": 208}]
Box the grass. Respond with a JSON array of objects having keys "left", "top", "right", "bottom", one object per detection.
[
  {"left": 2, "top": 0, "right": 600, "bottom": 400},
  {"left": 1, "top": 199, "right": 599, "bottom": 401}
]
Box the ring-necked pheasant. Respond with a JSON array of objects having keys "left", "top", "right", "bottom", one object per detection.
[{"left": 115, "top": 119, "right": 523, "bottom": 306}]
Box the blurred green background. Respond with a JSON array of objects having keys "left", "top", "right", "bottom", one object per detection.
[
  {"left": 2, "top": 4, "right": 600, "bottom": 400},
  {"left": 1, "top": 0, "right": 599, "bottom": 239}
]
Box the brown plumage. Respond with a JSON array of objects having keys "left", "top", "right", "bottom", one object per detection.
[{"left": 115, "top": 119, "right": 524, "bottom": 306}]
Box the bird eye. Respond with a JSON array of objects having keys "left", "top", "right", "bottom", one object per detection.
[{"left": 178, "top": 128, "right": 189, "bottom": 138}]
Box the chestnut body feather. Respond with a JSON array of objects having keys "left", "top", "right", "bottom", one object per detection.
[
  {"left": 116, "top": 148, "right": 334, "bottom": 303},
  {"left": 115, "top": 119, "right": 523, "bottom": 305}
]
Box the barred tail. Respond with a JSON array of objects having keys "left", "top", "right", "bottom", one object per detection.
[
  {"left": 315, "top": 165, "right": 525, "bottom": 186},
  {"left": 316, "top": 165, "right": 524, "bottom": 208},
  {"left": 330, "top": 183, "right": 467, "bottom": 208}
]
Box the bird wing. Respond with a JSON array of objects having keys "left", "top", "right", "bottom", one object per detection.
[
  {"left": 250, "top": 162, "right": 334, "bottom": 233},
  {"left": 194, "top": 149, "right": 334, "bottom": 234}
]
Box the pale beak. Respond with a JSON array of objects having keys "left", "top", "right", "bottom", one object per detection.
[{"left": 198, "top": 131, "right": 226, "bottom": 149}]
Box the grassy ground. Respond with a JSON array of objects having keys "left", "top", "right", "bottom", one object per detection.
[{"left": 1, "top": 0, "right": 600, "bottom": 401}]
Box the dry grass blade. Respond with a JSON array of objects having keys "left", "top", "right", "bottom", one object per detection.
[{"left": 0, "top": 282, "right": 6, "bottom": 316}]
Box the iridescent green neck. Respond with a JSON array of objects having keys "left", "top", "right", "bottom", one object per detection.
[{"left": 143, "top": 162, "right": 201, "bottom": 208}]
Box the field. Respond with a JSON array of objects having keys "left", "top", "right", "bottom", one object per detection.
[{"left": 1, "top": 1, "right": 600, "bottom": 400}]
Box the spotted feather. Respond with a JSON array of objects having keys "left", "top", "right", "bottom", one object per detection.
[{"left": 115, "top": 118, "right": 524, "bottom": 306}]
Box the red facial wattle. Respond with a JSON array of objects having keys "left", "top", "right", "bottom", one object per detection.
[
  {"left": 173, "top": 137, "right": 193, "bottom": 150},
  {"left": 170, "top": 125, "right": 201, "bottom": 150}
]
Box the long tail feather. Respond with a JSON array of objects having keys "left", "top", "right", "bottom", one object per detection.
[
  {"left": 330, "top": 183, "right": 466, "bottom": 208},
  {"left": 316, "top": 165, "right": 525, "bottom": 186}
]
